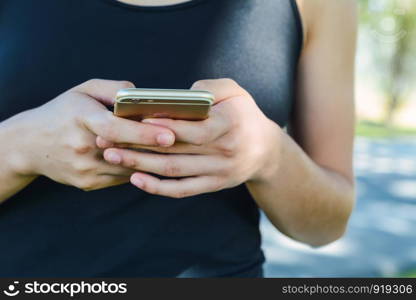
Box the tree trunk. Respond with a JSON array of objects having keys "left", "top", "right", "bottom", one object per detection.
[{"left": 384, "top": 93, "right": 399, "bottom": 128}]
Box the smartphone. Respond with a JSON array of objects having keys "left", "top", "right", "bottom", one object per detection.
[{"left": 114, "top": 88, "right": 214, "bottom": 121}]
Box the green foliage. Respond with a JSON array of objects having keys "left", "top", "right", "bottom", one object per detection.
[
  {"left": 356, "top": 121, "right": 416, "bottom": 138},
  {"left": 398, "top": 270, "right": 416, "bottom": 278},
  {"left": 358, "top": 0, "right": 416, "bottom": 124}
]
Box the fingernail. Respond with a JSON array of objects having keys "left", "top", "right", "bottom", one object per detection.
[
  {"left": 156, "top": 133, "right": 174, "bottom": 147},
  {"left": 131, "top": 175, "right": 144, "bottom": 188},
  {"left": 105, "top": 151, "right": 121, "bottom": 164},
  {"left": 142, "top": 118, "right": 157, "bottom": 124}
]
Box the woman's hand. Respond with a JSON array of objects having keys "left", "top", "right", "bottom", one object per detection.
[
  {"left": 4, "top": 79, "right": 176, "bottom": 192},
  {"left": 99, "top": 79, "right": 283, "bottom": 198}
]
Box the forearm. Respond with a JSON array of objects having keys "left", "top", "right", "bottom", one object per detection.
[
  {"left": 0, "top": 114, "right": 37, "bottom": 203},
  {"left": 246, "top": 126, "right": 355, "bottom": 247}
]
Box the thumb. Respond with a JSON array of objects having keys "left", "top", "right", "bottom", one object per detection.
[
  {"left": 190, "top": 78, "right": 249, "bottom": 105},
  {"left": 70, "top": 79, "right": 135, "bottom": 106}
]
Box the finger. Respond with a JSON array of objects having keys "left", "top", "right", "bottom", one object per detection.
[
  {"left": 95, "top": 160, "right": 136, "bottom": 177},
  {"left": 130, "top": 172, "right": 223, "bottom": 198},
  {"left": 103, "top": 148, "right": 223, "bottom": 177},
  {"left": 70, "top": 79, "right": 135, "bottom": 106},
  {"left": 86, "top": 175, "right": 131, "bottom": 191},
  {"left": 127, "top": 142, "right": 217, "bottom": 155},
  {"left": 142, "top": 113, "right": 229, "bottom": 145},
  {"left": 96, "top": 136, "right": 114, "bottom": 149},
  {"left": 139, "top": 79, "right": 247, "bottom": 145},
  {"left": 83, "top": 111, "right": 175, "bottom": 147},
  {"left": 191, "top": 78, "right": 249, "bottom": 105},
  {"left": 96, "top": 138, "right": 217, "bottom": 154}
]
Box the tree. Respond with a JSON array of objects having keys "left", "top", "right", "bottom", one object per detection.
[{"left": 359, "top": 0, "right": 416, "bottom": 126}]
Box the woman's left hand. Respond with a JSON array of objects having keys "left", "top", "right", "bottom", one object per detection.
[{"left": 98, "top": 78, "right": 283, "bottom": 198}]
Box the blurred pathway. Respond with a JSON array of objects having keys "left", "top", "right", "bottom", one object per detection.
[{"left": 261, "top": 137, "right": 416, "bottom": 277}]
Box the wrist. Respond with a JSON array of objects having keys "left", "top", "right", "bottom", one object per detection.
[
  {"left": 249, "top": 120, "right": 285, "bottom": 184},
  {"left": 0, "top": 111, "right": 38, "bottom": 177}
]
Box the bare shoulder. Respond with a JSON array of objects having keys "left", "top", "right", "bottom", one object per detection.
[{"left": 295, "top": 0, "right": 358, "bottom": 46}]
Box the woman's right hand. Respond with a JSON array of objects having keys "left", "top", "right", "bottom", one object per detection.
[{"left": 2, "top": 79, "right": 176, "bottom": 191}]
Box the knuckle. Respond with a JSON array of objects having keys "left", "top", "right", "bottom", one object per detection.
[
  {"left": 124, "top": 157, "right": 140, "bottom": 170},
  {"left": 100, "top": 122, "right": 118, "bottom": 141},
  {"left": 119, "top": 80, "right": 135, "bottom": 89},
  {"left": 220, "top": 161, "right": 233, "bottom": 177},
  {"left": 101, "top": 110, "right": 115, "bottom": 122},
  {"left": 192, "top": 137, "right": 205, "bottom": 146},
  {"left": 75, "top": 177, "right": 98, "bottom": 191},
  {"left": 73, "top": 143, "right": 94, "bottom": 155},
  {"left": 226, "top": 113, "right": 239, "bottom": 129},
  {"left": 216, "top": 140, "right": 237, "bottom": 157},
  {"left": 170, "top": 190, "right": 191, "bottom": 199},
  {"left": 103, "top": 110, "right": 115, "bottom": 119},
  {"left": 163, "top": 160, "right": 181, "bottom": 177},
  {"left": 221, "top": 77, "right": 237, "bottom": 86},
  {"left": 86, "top": 78, "right": 101, "bottom": 86},
  {"left": 68, "top": 136, "right": 95, "bottom": 155},
  {"left": 82, "top": 187, "right": 94, "bottom": 192},
  {"left": 84, "top": 111, "right": 117, "bottom": 139},
  {"left": 73, "top": 161, "right": 95, "bottom": 175},
  {"left": 193, "top": 131, "right": 210, "bottom": 146},
  {"left": 135, "top": 130, "right": 149, "bottom": 145},
  {"left": 145, "top": 183, "right": 158, "bottom": 195},
  {"left": 212, "top": 178, "right": 227, "bottom": 192},
  {"left": 191, "top": 80, "right": 208, "bottom": 90},
  {"left": 81, "top": 186, "right": 96, "bottom": 192}
]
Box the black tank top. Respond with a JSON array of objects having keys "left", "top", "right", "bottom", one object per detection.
[{"left": 0, "top": 0, "right": 302, "bottom": 277}]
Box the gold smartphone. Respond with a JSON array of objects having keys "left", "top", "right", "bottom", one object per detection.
[{"left": 114, "top": 88, "right": 215, "bottom": 121}]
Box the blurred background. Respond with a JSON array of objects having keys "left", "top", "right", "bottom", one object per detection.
[{"left": 261, "top": 0, "right": 416, "bottom": 277}]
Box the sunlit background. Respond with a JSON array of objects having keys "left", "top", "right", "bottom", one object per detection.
[{"left": 262, "top": 0, "right": 416, "bottom": 277}]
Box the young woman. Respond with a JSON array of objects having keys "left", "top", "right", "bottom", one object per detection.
[{"left": 0, "top": 0, "right": 357, "bottom": 277}]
